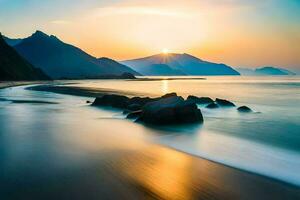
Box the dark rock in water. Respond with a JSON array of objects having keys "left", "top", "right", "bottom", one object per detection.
[
  {"left": 123, "top": 110, "right": 130, "bottom": 114},
  {"left": 127, "top": 103, "right": 142, "bottom": 111},
  {"left": 127, "top": 110, "right": 142, "bottom": 119},
  {"left": 161, "top": 92, "right": 178, "bottom": 99},
  {"left": 206, "top": 103, "right": 219, "bottom": 109},
  {"left": 237, "top": 106, "right": 252, "bottom": 113},
  {"left": 128, "top": 97, "right": 154, "bottom": 107},
  {"left": 138, "top": 96, "right": 203, "bottom": 125},
  {"left": 120, "top": 72, "right": 137, "bottom": 79},
  {"left": 215, "top": 98, "right": 235, "bottom": 107},
  {"left": 127, "top": 93, "right": 177, "bottom": 109},
  {"left": 92, "top": 94, "right": 130, "bottom": 108},
  {"left": 187, "top": 95, "right": 214, "bottom": 104}
]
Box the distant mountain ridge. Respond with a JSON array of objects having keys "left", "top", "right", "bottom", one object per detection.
[
  {"left": 6, "top": 31, "right": 139, "bottom": 79},
  {"left": 2, "top": 35, "right": 23, "bottom": 46},
  {"left": 97, "top": 57, "right": 140, "bottom": 76},
  {"left": 122, "top": 53, "right": 240, "bottom": 76},
  {"left": 0, "top": 33, "right": 50, "bottom": 81},
  {"left": 237, "top": 67, "right": 296, "bottom": 76}
]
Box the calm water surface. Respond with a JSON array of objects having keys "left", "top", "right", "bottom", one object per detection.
[{"left": 0, "top": 76, "right": 300, "bottom": 188}]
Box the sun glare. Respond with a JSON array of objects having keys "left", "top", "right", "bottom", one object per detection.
[{"left": 162, "top": 48, "right": 169, "bottom": 54}]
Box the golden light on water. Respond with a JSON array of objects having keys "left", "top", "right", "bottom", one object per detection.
[{"left": 162, "top": 80, "right": 169, "bottom": 94}]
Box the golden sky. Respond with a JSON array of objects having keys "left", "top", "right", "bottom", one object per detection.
[{"left": 1, "top": 0, "right": 300, "bottom": 69}]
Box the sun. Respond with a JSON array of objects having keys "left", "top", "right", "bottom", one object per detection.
[{"left": 162, "top": 48, "right": 169, "bottom": 54}]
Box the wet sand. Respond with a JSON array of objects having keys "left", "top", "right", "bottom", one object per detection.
[
  {"left": 28, "top": 84, "right": 147, "bottom": 97},
  {"left": 21, "top": 84, "right": 300, "bottom": 199},
  {"left": 0, "top": 81, "right": 51, "bottom": 89},
  {"left": 2, "top": 142, "right": 299, "bottom": 200}
]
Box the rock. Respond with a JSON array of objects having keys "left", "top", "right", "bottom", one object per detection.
[
  {"left": 161, "top": 92, "right": 178, "bottom": 98},
  {"left": 237, "top": 106, "right": 252, "bottom": 113},
  {"left": 120, "top": 72, "right": 137, "bottom": 79},
  {"left": 127, "top": 110, "right": 142, "bottom": 119},
  {"left": 215, "top": 98, "right": 235, "bottom": 107},
  {"left": 206, "top": 103, "right": 219, "bottom": 109},
  {"left": 138, "top": 96, "right": 203, "bottom": 125},
  {"left": 86, "top": 100, "right": 91, "bottom": 104},
  {"left": 128, "top": 97, "right": 154, "bottom": 107},
  {"left": 126, "top": 93, "right": 178, "bottom": 108},
  {"left": 187, "top": 95, "right": 214, "bottom": 104},
  {"left": 92, "top": 94, "right": 130, "bottom": 108},
  {"left": 127, "top": 103, "right": 142, "bottom": 111}
]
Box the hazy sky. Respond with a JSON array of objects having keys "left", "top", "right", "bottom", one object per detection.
[{"left": 0, "top": 0, "right": 299, "bottom": 69}]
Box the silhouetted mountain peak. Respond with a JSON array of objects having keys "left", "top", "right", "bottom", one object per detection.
[
  {"left": 0, "top": 32, "right": 50, "bottom": 80},
  {"left": 236, "top": 66, "right": 296, "bottom": 76},
  {"left": 29, "top": 31, "right": 61, "bottom": 43},
  {"left": 13, "top": 31, "right": 140, "bottom": 78},
  {"left": 122, "top": 52, "right": 240, "bottom": 76},
  {"left": 32, "top": 30, "right": 49, "bottom": 38}
]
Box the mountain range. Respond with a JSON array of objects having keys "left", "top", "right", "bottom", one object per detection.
[
  {"left": 5, "top": 31, "right": 140, "bottom": 79},
  {"left": 0, "top": 33, "right": 50, "bottom": 81},
  {"left": 122, "top": 53, "right": 240, "bottom": 76},
  {"left": 237, "top": 67, "right": 296, "bottom": 76},
  {"left": 4, "top": 30, "right": 296, "bottom": 79}
]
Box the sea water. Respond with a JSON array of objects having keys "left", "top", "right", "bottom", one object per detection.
[{"left": 0, "top": 76, "right": 299, "bottom": 186}]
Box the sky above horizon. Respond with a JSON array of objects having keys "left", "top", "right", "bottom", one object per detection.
[{"left": 0, "top": 0, "right": 299, "bottom": 69}]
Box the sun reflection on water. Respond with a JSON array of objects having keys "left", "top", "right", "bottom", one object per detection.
[{"left": 162, "top": 80, "right": 169, "bottom": 94}]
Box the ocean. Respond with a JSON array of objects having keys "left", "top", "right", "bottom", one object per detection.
[{"left": 0, "top": 76, "right": 299, "bottom": 188}]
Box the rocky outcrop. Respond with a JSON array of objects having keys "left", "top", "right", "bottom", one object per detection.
[
  {"left": 215, "top": 98, "right": 235, "bottom": 107},
  {"left": 206, "top": 102, "right": 219, "bottom": 109},
  {"left": 237, "top": 106, "right": 252, "bottom": 113},
  {"left": 92, "top": 93, "right": 254, "bottom": 125},
  {"left": 92, "top": 92, "right": 203, "bottom": 125},
  {"left": 187, "top": 95, "right": 214, "bottom": 104},
  {"left": 137, "top": 96, "right": 203, "bottom": 125},
  {"left": 126, "top": 110, "right": 142, "bottom": 119},
  {"left": 92, "top": 94, "right": 130, "bottom": 109}
]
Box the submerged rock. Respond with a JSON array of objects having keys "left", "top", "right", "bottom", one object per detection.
[
  {"left": 237, "top": 106, "right": 252, "bottom": 113},
  {"left": 137, "top": 96, "right": 203, "bottom": 125},
  {"left": 215, "top": 98, "right": 235, "bottom": 107},
  {"left": 206, "top": 102, "right": 219, "bottom": 109},
  {"left": 187, "top": 95, "right": 214, "bottom": 104}
]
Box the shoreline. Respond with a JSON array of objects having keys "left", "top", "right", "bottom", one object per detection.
[
  {"left": 27, "top": 84, "right": 149, "bottom": 98},
  {"left": 27, "top": 83, "right": 300, "bottom": 190},
  {"left": 0, "top": 81, "right": 53, "bottom": 90}
]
